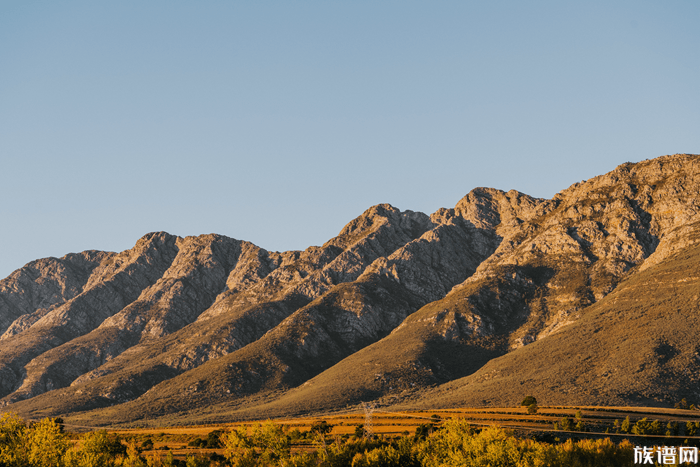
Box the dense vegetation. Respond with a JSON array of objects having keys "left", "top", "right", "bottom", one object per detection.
[{"left": 0, "top": 413, "right": 637, "bottom": 467}]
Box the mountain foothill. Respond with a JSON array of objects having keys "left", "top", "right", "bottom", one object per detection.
[{"left": 1, "top": 153, "right": 699, "bottom": 427}]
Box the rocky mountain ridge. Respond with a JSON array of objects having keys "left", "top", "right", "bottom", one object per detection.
[{"left": 1, "top": 153, "right": 699, "bottom": 426}]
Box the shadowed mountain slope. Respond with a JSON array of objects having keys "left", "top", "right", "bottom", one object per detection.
[
  {"left": 1, "top": 153, "right": 699, "bottom": 426},
  {"left": 411, "top": 226, "right": 700, "bottom": 409},
  {"left": 6, "top": 193, "right": 524, "bottom": 423},
  {"left": 196, "top": 154, "right": 700, "bottom": 420}
]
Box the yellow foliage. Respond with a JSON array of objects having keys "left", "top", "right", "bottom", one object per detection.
[
  {"left": 0, "top": 412, "right": 28, "bottom": 467},
  {"left": 27, "top": 418, "right": 69, "bottom": 467}
]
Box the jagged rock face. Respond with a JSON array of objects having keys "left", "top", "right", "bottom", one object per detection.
[
  {"left": 0, "top": 232, "right": 179, "bottom": 398},
  {"left": 1, "top": 153, "right": 700, "bottom": 426},
  {"left": 6, "top": 235, "right": 246, "bottom": 401},
  {"left": 0, "top": 203, "right": 438, "bottom": 411},
  {"left": 0, "top": 251, "right": 111, "bottom": 338},
  {"left": 412, "top": 229, "right": 700, "bottom": 410},
  {"left": 269, "top": 155, "right": 700, "bottom": 415}
]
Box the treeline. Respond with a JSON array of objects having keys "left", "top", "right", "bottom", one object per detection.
[
  {"left": 552, "top": 409, "right": 700, "bottom": 437},
  {"left": 0, "top": 412, "right": 635, "bottom": 467}
]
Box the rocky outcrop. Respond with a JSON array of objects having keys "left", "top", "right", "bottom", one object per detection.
[
  {"left": 0, "top": 232, "right": 179, "bottom": 398},
  {"left": 216, "top": 154, "right": 700, "bottom": 417},
  {"left": 411, "top": 227, "right": 700, "bottom": 409},
  {"left": 0, "top": 251, "right": 111, "bottom": 338},
  {"left": 5, "top": 235, "right": 247, "bottom": 402},
  {"left": 51, "top": 203, "right": 503, "bottom": 422},
  {"left": 0, "top": 204, "right": 436, "bottom": 412}
]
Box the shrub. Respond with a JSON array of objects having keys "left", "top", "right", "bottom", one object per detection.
[
  {"left": 620, "top": 416, "right": 631, "bottom": 433},
  {"left": 521, "top": 396, "right": 537, "bottom": 407},
  {"left": 310, "top": 421, "right": 333, "bottom": 436},
  {"left": 222, "top": 421, "right": 291, "bottom": 465},
  {"left": 631, "top": 418, "right": 663, "bottom": 436},
  {"left": 0, "top": 412, "right": 28, "bottom": 466},
  {"left": 675, "top": 398, "right": 689, "bottom": 409},
  {"left": 27, "top": 417, "right": 69, "bottom": 467},
  {"left": 559, "top": 417, "right": 573, "bottom": 431},
  {"left": 354, "top": 425, "right": 365, "bottom": 438},
  {"left": 687, "top": 421, "right": 700, "bottom": 436},
  {"left": 414, "top": 423, "right": 432, "bottom": 440},
  {"left": 65, "top": 430, "right": 125, "bottom": 467},
  {"left": 206, "top": 430, "right": 223, "bottom": 448}
]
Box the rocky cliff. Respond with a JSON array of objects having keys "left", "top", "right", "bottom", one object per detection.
[{"left": 1, "top": 153, "right": 699, "bottom": 427}]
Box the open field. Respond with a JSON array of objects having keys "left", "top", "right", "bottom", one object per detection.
[
  {"left": 85, "top": 405, "right": 700, "bottom": 461},
  {"left": 103, "top": 405, "right": 700, "bottom": 435}
]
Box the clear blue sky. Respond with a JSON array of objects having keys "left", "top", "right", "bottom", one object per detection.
[{"left": 1, "top": 1, "right": 698, "bottom": 279}]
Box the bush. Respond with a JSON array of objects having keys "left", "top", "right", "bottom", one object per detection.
[
  {"left": 310, "top": 420, "right": 333, "bottom": 436},
  {"left": 0, "top": 412, "right": 28, "bottom": 466},
  {"left": 675, "top": 398, "right": 689, "bottom": 409},
  {"left": 631, "top": 418, "right": 663, "bottom": 436},
  {"left": 621, "top": 416, "right": 631, "bottom": 434},
  {"left": 414, "top": 423, "right": 432, "bottom": 440},
  {"left": 27, "top": 418, "right": 70, "bottom": 467},
  {"left": 66, "top": 430, "right": 126, "bottom": 467},
  {"left": 687, "top": 421, "right": 700, "bottom": 436},
  {"left": 206, "top": 429, "right": 223, "bottom": 448},
  {"left": 559, "top": 417, "right": 574, "bottom": 431},
  {"left": 354, "top": 425, "right": 365, "bottom": 438},
  {"left": 521, "top": 396, "right": 537, "bottom": 407},
  {"left": 222, "top": 421, "right": 291, "bottom": 465}
]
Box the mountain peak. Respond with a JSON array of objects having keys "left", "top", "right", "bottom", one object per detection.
[{"left": 2, "top": 153, "right": 700, "bottom": 425}]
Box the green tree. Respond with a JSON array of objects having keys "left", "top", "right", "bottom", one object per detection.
[
  {"left": 559, "top": 417, "right": 573, "bottom": 431},
  {"left": 414, "top": 423, "right": 432, "bottom": 440},
  {"left": 27, "top": 417, "right": 69, "bottom": 467},
  {"left": 185, "top": 454, "right": 208, "bottom": 467},
  {"left": 527, "top": 403, "right": 538, "bottom": 415},
  {"left": 206, "top": 429, "right": 223, "bottom": 448},
  {"left": 357, "top": 436, "right": 419, "bottom": 467},
  {"left": 354, "top": 425, "right": 365, "bottom": 438},
  {"left": 310, "top": 420, "right": 333, "bottom": 436},
  {"left": 288, "top": 428, "right": 304, "bottom": 443},
  {"left": 145, "top": 452, "right": 162, "bottom": 467},
  {"left": 631, "top": 418, "right": 663, "bottom": 436},
  {"left": 0, "top": 412, "right": 28, "bottom": 467},
  {"left": 223, "top": 421, "right": 291, "bottom": 466},
  {"left": 620, "top": 416, "right": 631, "bottom": 434},
  {"left": 521, "top": 396, "right": 537, "bottom": 407},
  {"left": 222, "top": 426, "right": 258, "bottom": 467},
  {"left": 613, "top": 419, "right": 621, "bottom": 433},
  {"left": 124, "top": 439, "right": 147, "bottom": 467},
  {"left": 163, "top": 451, "right": 176, "bottom": 467},
  {"left": 253, "top": 421, "right": 291, "bottom": 462},
  {"left": 675, "top": 398, "right": 689, "bottom": 409},
  {"left": 65, "top": 430, "right": 124, "bottom": 467},
  {"left": 418, "top": 421, "right": 538, "bottom": 467}
]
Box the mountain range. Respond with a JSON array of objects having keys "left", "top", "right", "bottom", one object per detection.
[{"left": 1, "top": 153, "right": 699, "bottom": 427}]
